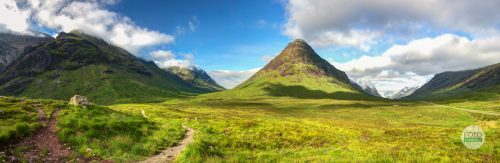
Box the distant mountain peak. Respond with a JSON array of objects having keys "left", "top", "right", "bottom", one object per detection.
[
  {"left": 166, "top": 66, "right": 225, "bottom": 91},
  {"left": 222, "top": 39, "right": 371, "bottom": 100},
  {"left": 252, "top": 39, "right": 349, "bottom": 84},
  {"left": 354, "top": 80, "right": 381, "bottom": 97},
  {"left": 389, "top": 86, "right": 419, "bottom": 99}
]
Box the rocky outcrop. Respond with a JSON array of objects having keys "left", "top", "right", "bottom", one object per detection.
[{"left": 69, "top": 95, "right": 90, "bottom": 107}]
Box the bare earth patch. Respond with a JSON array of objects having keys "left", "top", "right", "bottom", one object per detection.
[{"left": 140, "top": 127, "right": 195, "bottom": 163}]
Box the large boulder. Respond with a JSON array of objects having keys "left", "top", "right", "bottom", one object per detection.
[{"left": 69, "top": 95, "right": 90, "bottom": 107}]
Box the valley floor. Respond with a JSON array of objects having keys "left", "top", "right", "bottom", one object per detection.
[
  {"left": 1, "top": 96, "right": 498, "bottom": 162},
  {"left": 108, "top": 97, "right": 499, "bottom": 162}
]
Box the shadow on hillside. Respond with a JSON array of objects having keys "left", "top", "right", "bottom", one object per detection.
[{"left": 262, "top": 83, "right": 378, "bottom": 101}]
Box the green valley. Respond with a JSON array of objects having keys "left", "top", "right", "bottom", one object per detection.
[{"left": 1, "top": 36, "right": 498, "bottom": 162}]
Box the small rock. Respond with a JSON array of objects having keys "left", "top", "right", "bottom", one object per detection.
[
  {"left": 69, "top": 95, "right": 90, "bottom": 107},
  {"left": 141, "top": 110, "right": 147, "bottom": 118}
]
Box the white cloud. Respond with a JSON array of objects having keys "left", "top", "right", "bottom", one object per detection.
[
  {"left": 284, "top": 0, "right": 500, "bottom": 49},
  {"left": 331, "top": 34, "right": 500, "bottom": 94},
  {"left": 176, "top": 16, "right": 199, "bottom": 35},
  {"left": 3, "top": 0, "right": 174, "bottom": 54},
  {"left": 150, "top": 50, "right": 194, "bottom": 69},
  {"left": 0, "top": 0, "right": 30, "bottom": 33},
  {"left": 208, "top": 68, "right": 261, "bottom": 89}
]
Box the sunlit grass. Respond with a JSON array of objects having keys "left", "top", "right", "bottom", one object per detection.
[
  {"left": 56, "top": 105, "right": 185, "bottom": 161},
  {"left": 110, "top": 97, "right": 500, "bottom": 162},
  {"left": 2, "top": 95, "right": 498, "bottom": 162},
  {"left": 0, "top": 96, "right": 63, "bottom": 145}
]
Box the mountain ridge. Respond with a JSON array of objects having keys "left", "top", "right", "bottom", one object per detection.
[{"left": 404, "top": 63, "right": 500, "bottom": 100}]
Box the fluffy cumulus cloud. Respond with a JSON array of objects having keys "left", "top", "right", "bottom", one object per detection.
[
  {"left": 208, "top": 68, "right": 261, "bottom": 89},
  {"left": 284, "top": 0, "right": 500, "bottom": 49},
  {"left": 0, "top": 0, "right": 30, "bottom": 33},
  {"left": 150, "top": 50, "right": 194, "bottom": 69},
  {"left": 1, "top": 0, "right": 174, "bottom": 54},
  {"left": 331, "top": 34, "right": 500, "bottom": 94}
]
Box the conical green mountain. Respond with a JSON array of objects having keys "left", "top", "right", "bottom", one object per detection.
[
  {"left": 213, "top": 39, "right": 369, "bottom": 99},
  {"left": 166, "top": 66, "right": 225, "bottom": 91},
  {"left": 0, "top": 31, "right": 221, "bottom": 104},
  {"left": 404, "top": 63, "right": 500, "bottom": 100}
]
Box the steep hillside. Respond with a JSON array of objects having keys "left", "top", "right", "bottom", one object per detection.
[
  {"left": 166, "top": 66, "right": 225, "bottom": 91},
  {"left": 0, "top": 32, "right": 53, "bottom": 71},
  {"left": 404, "top": 63, "right": 500, "bottom": 100},
  {"left": 0, "top": 31, "right": 219, "bottom": 104},
  {"left": 208, "top": 39, "right": 371, "bottom": 99}
]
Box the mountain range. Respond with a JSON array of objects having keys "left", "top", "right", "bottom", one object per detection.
[
  {"left": 0, "top": 31, "right": 222, "bottom": 104},
  {"left": 1, "top": 31, "right": 498, "bottom": 102}
]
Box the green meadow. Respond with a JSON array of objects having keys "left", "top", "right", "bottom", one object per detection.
[
  {"left": 108, "top": 96, "right": 499, "bottom": 162},
  {"left": 0, "top": 93, "right": 500, "bottom": 162},
  {"left": 1, "top": 93, "right": 499, "bottom": 162},
  {"left": 0, "top": 97, "right": 64, "bottom": 145}
]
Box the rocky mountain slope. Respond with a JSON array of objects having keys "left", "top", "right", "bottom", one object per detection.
[
  {"left": 166, "top": 66, "right": 225, "bottom": 91},
  {"left": 0, "top": 32, "right": 53, "bottom": 71}
]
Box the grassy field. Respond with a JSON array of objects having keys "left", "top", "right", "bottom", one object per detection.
[
  {"left": 0, "top": 96, "right": 186, "bottom": 162},
  {"left": 0, "top": 96, "right": 65, "bottom": 145},
  {"left": 110, "top": 96, "right": 500, "bottom": 162},
  {"left": 2, "top": 94, "right": 498, "bottom": 162},
  {"left": 56, "top": 105, "right": 186, "bottom": 161}
]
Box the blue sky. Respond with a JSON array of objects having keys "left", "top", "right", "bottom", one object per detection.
[
  {"left": 1, "top": 0, "right": 500, "bottom": 95},
  {"left": 112, "top": 0, "right": 289, "bottom": 71}
]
